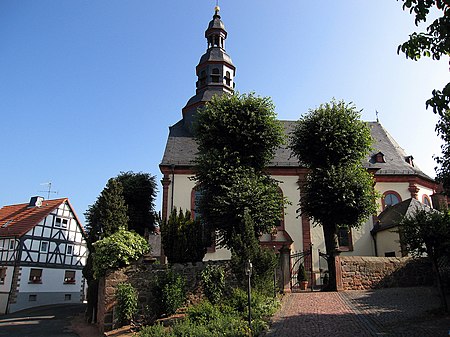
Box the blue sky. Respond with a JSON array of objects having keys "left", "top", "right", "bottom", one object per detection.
[{"left": 0, "top": 1, "right": 447, "bottom": 223}]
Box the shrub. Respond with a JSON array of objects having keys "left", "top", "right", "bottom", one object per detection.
[
  {"left": 115, "top": 282, "right": 138, "bottom": 327},
  {"left": 155, "top": 270, "right": 186, "bottom": 316},
  {"left": 138, "top": 324, "right": 173, "bottom": 337},
  {"left": 297, "top": 263, "right": 307, "bottom": 283},
  {"left": 161, "top": 208, "right": 207, "bottom": 263},
  {"left": 201, "top": 265, "right": 225, "bottom": 304},
  {"left": 92, "top": 229, "right": 149, "bottom": 278}
]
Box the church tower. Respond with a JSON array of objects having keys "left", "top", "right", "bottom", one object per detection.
[{"left": 182, "top": 6, "right": 236, "bottom": 127}]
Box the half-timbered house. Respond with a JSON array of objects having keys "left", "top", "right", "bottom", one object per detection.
[{"left": 0, "top": 196, "right": 87, "bottom": 314}]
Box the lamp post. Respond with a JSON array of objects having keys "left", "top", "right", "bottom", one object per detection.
[{"left": 245, "top": 259, "right": 253, "bottom": 333}]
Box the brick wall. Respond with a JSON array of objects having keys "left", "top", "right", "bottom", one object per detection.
[
  {"left": 336, "top": 256, "right": 433, "bottom": 291},
  {"left": 97, "top": 260, "right": 233, "bottom": 333}
]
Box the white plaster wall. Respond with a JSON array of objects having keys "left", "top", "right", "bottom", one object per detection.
[
  {"left": 375, "top": 182, "right": 411, "bottom": 211},
  {"left": 19, "top": 267, "right": 83, "bottom": 293},
  {"left": 170, "top": 174, "right": 196, "bottom": 212},
  {"left": 274, "top": 175, "right": 303, "bottom": 252},
  {"left": 341, "top": 217, "right": 375, "bottom": 257},
  {"left": 376, "top": 228, "right": 402, "bottom": 257},
  {"left": 204, "top": 247, "right": 231, "bottom": 261}
]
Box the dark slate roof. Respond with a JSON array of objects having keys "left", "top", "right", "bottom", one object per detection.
[
  {"left": 372, "top": 198, "right": 435, "bottom": 233},
  {"left": 207, "top": 14, "right": 226, "bottom": 31},
  {"left": 160, "top": 120, "right": 433, "bottom": 180},
  {"left": 199, "top": 48, "right": 234, "bottom": 66}
]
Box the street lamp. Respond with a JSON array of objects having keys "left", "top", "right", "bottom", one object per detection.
[{"left": 244, "top": 259, "right": 253, "bottom": 333}]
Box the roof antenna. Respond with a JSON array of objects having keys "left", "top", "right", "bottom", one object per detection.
[
  {"left": 376, "top": 110, "right": 379, "bottom": 123},
  {"left": 39, "top": 182, "right": 58, "bottom": 200}
]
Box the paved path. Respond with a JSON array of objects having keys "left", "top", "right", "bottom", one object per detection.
[
  {"left": 264, "top": 287, "right": 450, "bottom": 337},
  {"left": 0, "top": 303, "right": 85, "bottom": 337}
]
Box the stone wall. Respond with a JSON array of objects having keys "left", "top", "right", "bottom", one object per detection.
[
  {"left": 97, "top": 260, "right": 233, "bottom": 333},
  {"left": 336, "top": 256, "right": 433, "bottom": 291}
]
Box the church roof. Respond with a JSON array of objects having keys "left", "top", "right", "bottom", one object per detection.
[
  {"left": 160, "top": 119, "right": 433, "bottom": 181},
  {"left": 372, "top": 198, "right": 435, "bottom": 233},
  {"left": 0, "top": 198, "right": 82, "bottom": 238}
]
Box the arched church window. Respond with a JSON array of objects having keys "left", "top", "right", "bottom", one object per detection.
[
  {"left": 199, "top": 70, "right": 207, "bottom": 86},
  {"left": 211, "top": 68, "right": 220, "bottom": 82},
  {"left": 422, "top": 195, "right": 431, "bottom": 207},
  {"left": 276, "top": 187, "right": 285, "bottom": 230},
  {"left": 191, "top": 187, "right": 215, "bottom": 252},
  {"left": 337, "top": 226, "right": 353, "bottom": 251},
  {"left": 382, "top": 191, "right": 401, "bottom": 209},
  {"left": 225, "top": 71, "right": 231, "bottom": 86}
]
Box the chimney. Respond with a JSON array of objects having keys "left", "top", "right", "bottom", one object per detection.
[{"left": 29, "top": 196, "right": 44, "bottom": 208}]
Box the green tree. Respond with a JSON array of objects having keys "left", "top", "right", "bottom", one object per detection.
[
  {"left": 115, "top": 171, "right": 158, "bottom": 236},
  {"left": 161, "top": 208, "right": 208, "bottom": 263},
  {"left": 83, "top": 177, "right": 129, "bottom": 322},
  {"left": 85, "top": 178, "right": 129, "bottom": 240},
  {"left": 399, "top": 209, "right": 450, "bottom": 311},
  {"left": 396, "top": 1, "right": 450, "bottom": 188},
  {"left": 290, "top": 99, "right": 377, "bottom": 290},
  {"left": 193, "top": 92, "right": 285, "bottom": 250}
]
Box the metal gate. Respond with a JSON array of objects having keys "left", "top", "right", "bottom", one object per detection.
[
  {"left": 290, "top": 248, "right": 312, "bottom": 292},
  {"left": 318, "top": 249, "right": 330, "bottom": 289}
]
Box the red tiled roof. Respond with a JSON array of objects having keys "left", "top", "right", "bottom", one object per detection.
[{"left": 0, "top": 198, "right": 67, "bottom": 238}]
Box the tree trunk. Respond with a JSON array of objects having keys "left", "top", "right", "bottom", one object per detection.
[
  {"left": 431, "top": 255, "right": 448, "bottom": 312},
  {"left": 322, "top": 224, "right": 339, "bottom": 291}
]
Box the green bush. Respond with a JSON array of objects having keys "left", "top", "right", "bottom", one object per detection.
[
  {"left": 155, "top": 270, "right": 186, "bottom": 316},
  {"left": 297, "top": 263, "right": 307, "bottom": 283},
  {"left": 226, "top": 288, "right": 280, "bottom": 321},
  {"left": 115, "top": 282, "right": 138, "bottom": 326},
  {"left": 139, "top": 324, "right": 173, "bottom": 337},
  {"left": 161, "top": 208, "right": 207, "bottom": 263},
  {"left": 201, "top": 265, "right": 225, "bottom": 304},
  {"left": 92, "top": 229, "right": 149, "bottom": 278}
]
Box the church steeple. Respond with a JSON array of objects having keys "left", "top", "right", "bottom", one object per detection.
[{"left": 182, "top": 6, "right": 236, "bottom": 125}]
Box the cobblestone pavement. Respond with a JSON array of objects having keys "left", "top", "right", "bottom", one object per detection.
[{"left": 264, "top": 287, "right": 450, "bottom": 337}]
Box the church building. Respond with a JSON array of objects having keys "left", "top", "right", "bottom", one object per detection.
[{"left": 160, "top": 7, "right": 440, "bottom": 276}]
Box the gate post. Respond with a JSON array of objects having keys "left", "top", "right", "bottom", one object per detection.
[{"left": 279, "top": 245, "right": 291, "bottom": 293}]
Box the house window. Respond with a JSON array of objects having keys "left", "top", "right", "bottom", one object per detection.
[
  {"left": 64, "top": 270, "right": 76, "bottom": 284},
  {"left": 422, "top": 195, "right": 431, "bottom": 207},
  {"left": 382, "top": 191, "right": 401, "bottom": 209},
  {"left": 62, "top": 219, "right": 68, "bottom": 228},
  {"left": 29, "top": 294, "right": 37, "bottom": 302},
  {"left": 0, "top": 268, "right": 6, "bottom": 284},
  {"left": 29, "top": 269, "right": 42, "bottom": 283},
  {"left": 337, "top": 226, "right": 353, "bottom": 251},
  {"left": 55, "top": 218, "right": 61, "bottom": 227},
  {"left": 9, "top": 240, "right": 15, "bottom": 250},
  {"left": 66, "top": 245, "right": 73, "bottom": 255},
  {"left": 40, "top": 241, "right": 48, "bottom": 253},
  {"left": 64, "top": 294, "right": 72, "bottom": 301}
]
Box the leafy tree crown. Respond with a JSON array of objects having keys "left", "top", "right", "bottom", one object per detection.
[{"left": 290, "top": 99, "right": 373, "bottom": 168}]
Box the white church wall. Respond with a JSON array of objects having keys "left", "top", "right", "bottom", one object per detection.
[{"left": 376, "top": 228, "right": 402, "bottom": 257}]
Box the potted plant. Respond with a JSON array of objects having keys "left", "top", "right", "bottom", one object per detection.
[{"left": 297, "top": 263, "right": 308, "bottom": 290}]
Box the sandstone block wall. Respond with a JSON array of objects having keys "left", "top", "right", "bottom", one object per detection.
[
  {"left": 337, "top": 256, "right": 433, "bottom": 291},
  {"left": 97, "top": 260, "right": 233, "bottom": 333}
]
